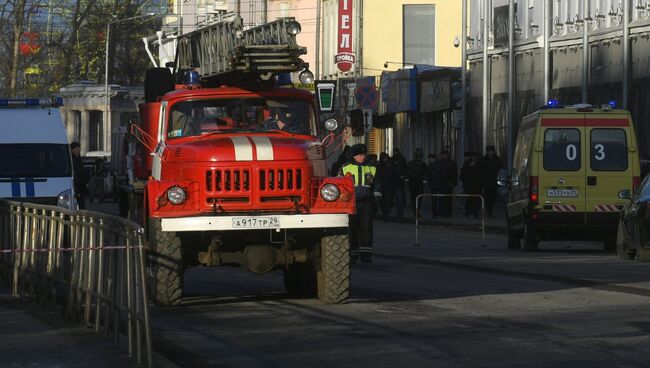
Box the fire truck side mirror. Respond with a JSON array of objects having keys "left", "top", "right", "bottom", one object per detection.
[{"left": 349, "top": 109, "right": 364, "bottom": 137}]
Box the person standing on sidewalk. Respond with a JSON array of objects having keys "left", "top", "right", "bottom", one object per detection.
[
  {"left": 407, "top": 148, "right": 427, "bottom": 218},
  {"left": 339, "top": 144, "right": 376, "bottom": 263},
  {"left": 392, "top": 148, "right": 408, "bottom": 220},
  {"left": 70, "top": 141, "right": 89, "bottom": 209},
  {"left": 481, "top": 145, "right": 503, "bottom": 217},
  {"left": 425, "top": 153, "right": 443, "bottom": 218},
  {"left": 460, "top": 151, "right": 482, "bottom": 218},
  {"left": 437, "top": 150, "right": 458, "bottom": 218}
]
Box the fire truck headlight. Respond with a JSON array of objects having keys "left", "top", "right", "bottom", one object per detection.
[
  {"left": 286, "top": 20, "right": 302, "bottom": 35},
  {"left": 320, "top": 183, "right": 340, "bottom": 202},
  {"left": 324, "top": 118, "right": 338, "bottom": 131},
  {"left": 299, "top": 69, "right": 314, "bottom": 84},
  {"left": 167, "top": 186, "right": 187, "bottom": 205}
]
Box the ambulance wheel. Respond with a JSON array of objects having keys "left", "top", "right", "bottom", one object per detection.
[
  {"left": 148, "top": 218, "right": 184, "bottom": 307},
  {"left": 616, "top": 221, "right": 635, "bottom": 260},
  {"left": 523, "top": 224, "right": 539, "bottom": 252},
  {"left": 283, "top": 263, "right": 316, "bottom": 297},
  {"left": 317, "top": 233, "right": 350, "bottom": 304}
]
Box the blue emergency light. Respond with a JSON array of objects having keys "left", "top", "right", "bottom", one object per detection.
[
  {"left": 607, "top": 100, "right": 617, "bottom": 108},
  {"left": 184, "top": 70, "right": 200, "bottom": 85},
  {"left": 0, "top": 97, "right": 63, "bottom": 107},
  {"left": 547, "top": 99, "right": 560, "bottom": 108}
]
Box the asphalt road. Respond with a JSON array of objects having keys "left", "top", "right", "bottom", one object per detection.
[{"left": 148, "top": 222, "right": 650, "bottom": 368}]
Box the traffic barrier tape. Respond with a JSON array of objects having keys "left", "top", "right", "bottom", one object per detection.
[{"left": 0, "top": 245, "right": 143, "bottom": 253}]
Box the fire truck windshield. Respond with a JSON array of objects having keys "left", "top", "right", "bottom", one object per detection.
[{"left": 167, "top": 98, "right": 315, "bottom": 138}]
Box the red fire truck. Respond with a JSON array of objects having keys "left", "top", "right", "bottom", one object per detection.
[{"left": 117, "top": 16, "right": 354, "bottom": 306}]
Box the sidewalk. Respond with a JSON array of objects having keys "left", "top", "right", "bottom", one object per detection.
[
  {"left": 0, "top": 292, "right": 140, "bottom": 368},
  {"left": 377, "top": 195, "right": 509, "bottom": 234}
]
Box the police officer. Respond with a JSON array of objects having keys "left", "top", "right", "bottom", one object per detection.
[
  {"left": 339, "top": 143, "right": 376, "bottom": 263},
  {"left": 481, "top": 145, "right": 503, "bottom": 217}
]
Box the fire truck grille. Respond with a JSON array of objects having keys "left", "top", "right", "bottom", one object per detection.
[
  {"left": 205, "top": 169, "right": 251, "bottom": 192},
  {"left": 259, "top": 168, "right": 302, "bottom": 191}
]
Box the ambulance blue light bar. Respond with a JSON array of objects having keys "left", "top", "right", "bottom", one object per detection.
[
  {"left": 547, "top": 99, "right": 560, "bottom": 108},
  {"left": 0, "top": 97, "right": 63, "bottom": 107}
]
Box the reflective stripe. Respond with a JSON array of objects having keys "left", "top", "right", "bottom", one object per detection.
[
  {"left": 11, "top": 181, "right": 20, "bottom": 196},
  {"left": 25, "top": 181, "right": 35, "bottom": 197},
  {"left": 251, "top": 136, "right": 274, "bottom": 161},
  {"left": 341, "top": 164, "right": 376, "bottom": 186},
  {"left": 230, "top": 136, "right": 253, "bottom": 161}
]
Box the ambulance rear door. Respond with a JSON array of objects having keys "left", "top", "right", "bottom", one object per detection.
[
  {"left": 584, "top": 112, "right": 634, "bottom": 225},
  {"left": 538, "top": 113, "right": 586, "bottom": 220}
]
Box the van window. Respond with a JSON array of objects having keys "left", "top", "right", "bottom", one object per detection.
[
  {"left": 543, "top": 128, "right": 581, "bottom": 171},
  {"left": 590, "top": 129, "right": 628, "bottom": 171},
  {"left": 0, "top": 144, "right": 72, "bottom": 177},
  {"left": 512, "top": 126, "right": 535, "bottom": 185}
]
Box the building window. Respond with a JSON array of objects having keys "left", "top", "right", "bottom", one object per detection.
[
  {"left": 89, "top": 110, "right": 103, "bottom": 152},
  {"left": 403, "top": 4, "right": 435, "bottom": 65}
]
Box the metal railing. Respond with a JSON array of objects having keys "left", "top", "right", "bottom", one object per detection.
[
  {"left": 0, "top": 200, "right": 152, "bottom": 367},
  {"left": 414, "top": 193, "right": 486, "bottom": 247}
]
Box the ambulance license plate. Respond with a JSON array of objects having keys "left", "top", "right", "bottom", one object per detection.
[
  {"left": 232, "top": 217, "right": 280, "bottom": 229},
  {"left": 546, "top": 189, "right": 578, "bottom": 197}
]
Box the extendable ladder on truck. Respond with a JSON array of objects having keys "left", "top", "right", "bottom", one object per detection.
[{"left": 174, "top": 16, "right": 308, "bottom": 80}]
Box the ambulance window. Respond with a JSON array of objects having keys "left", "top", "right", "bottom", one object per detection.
[
  {"left": 590, "top": 129, "right": 628, "bottom": 171},
  {"left": 0, "top": 144, "right": 72, "bottom": 177},
  {"left": 543, "top": 128, "right": 581, "bottom": 171}
]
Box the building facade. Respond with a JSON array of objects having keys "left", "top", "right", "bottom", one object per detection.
[
  {"left": 320, "top": 0, "right": 462, "bottom": 162},
  {"left": 59, "top": 83, "right": 142, "bottom": 155},
  {"left": 468, "top": 0, "right": 650, "bottom": 165}
]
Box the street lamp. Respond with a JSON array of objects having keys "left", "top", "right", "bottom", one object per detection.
[{"left": 104, "top": 13, "right": 155, "bottom": 151}]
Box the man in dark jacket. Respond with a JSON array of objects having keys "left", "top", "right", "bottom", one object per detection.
[
  {"left": 331, "top": 145, "right": 351, "bottom": 176},
  {"left": 70, "top": 141, "right": 89, "bottom": 209},
  {"left": 460, "top": 151, "right": 482, "bottom": 218},
  {"left": 392, "top": 148, "right": 408, "bottom": 219},
  {"left": 379, "top": 154, "right": 403, "bottom": 221},
  {"left": 425, "top": 154, "right": 443, "bottom": 218},
  {"left": 481, "top": 145, "right": 503, "bottom": 216},
  {"left": 437, "top": 150, "right": 458, "bottom": 217},
  {"left": 407, "top": 148, "right": 427, "bottom": 217},
  {"left": 339, "top": 144, "right": 376, "bottom": 263}
]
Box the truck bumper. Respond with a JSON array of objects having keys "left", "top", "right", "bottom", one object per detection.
[{"left": 161, "top": 213, "right": 349, "bottom": 232}]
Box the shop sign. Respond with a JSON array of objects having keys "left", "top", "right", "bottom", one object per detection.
[{"left": 336, "top": 0, "right": 355, "bottom": 72}]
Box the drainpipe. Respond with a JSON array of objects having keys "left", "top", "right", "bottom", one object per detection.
[
  {"left": 482, "top": 0, "right": 490, "bottom": 149},
  {"left": 316, "top": 0, "right": 321, "bottom": 79},
  {"left": 544, "top": 0, "right": 551, "bottom": 102},
  {"left": 460, "top": 0, "right": 467, "bottom": 164},
  {"left": 623, "top": 0, "right": 630, "bottom": 108},
  {"left": 507, "top": 0, "right": 515, "bottom": 169},
  {"left": 582, "top": 0, "right": 589, "bottom": 103}
]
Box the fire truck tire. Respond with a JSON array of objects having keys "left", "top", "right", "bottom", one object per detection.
[
  {"left": 148, "top": 218, "right": 184, "bottom": 307},
  {"left": 317, "top": 233, "right": 350, "bottom": 304},
  {"left": 144, "top": 68, "right": 175, "bottom": 103}
]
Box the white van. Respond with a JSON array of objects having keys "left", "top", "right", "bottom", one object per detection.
[{"left": 0, "top": 99, "right": 75, "bottom": 209}]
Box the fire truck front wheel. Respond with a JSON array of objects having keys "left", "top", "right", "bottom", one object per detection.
[
  {"left": 317, "top": 232, "right": 351, "bottom": 304},
  {"left": 148, "top": 218, "right": 184, "bottom": 307}
]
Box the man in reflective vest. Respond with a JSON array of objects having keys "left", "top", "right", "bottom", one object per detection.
[{"left": 339, "top": 143, "right": 376, "bottom": 263}]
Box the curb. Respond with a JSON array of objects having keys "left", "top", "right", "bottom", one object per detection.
[{"left": 374, "top": 216, "right": 508, "bottom": 235}]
